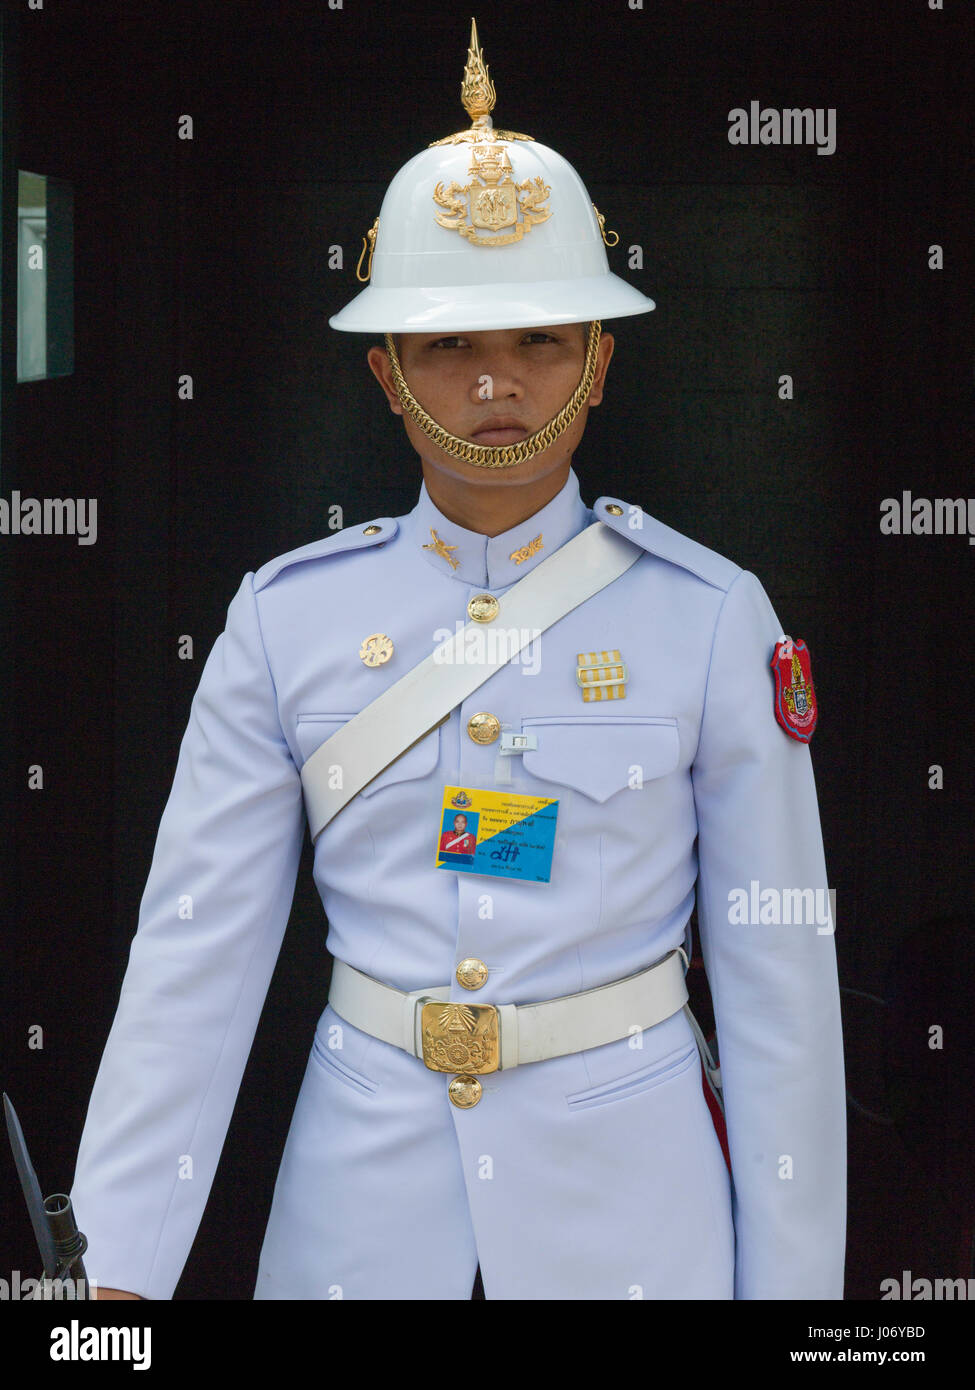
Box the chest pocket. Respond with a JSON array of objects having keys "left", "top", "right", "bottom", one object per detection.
[
  {"left": 519, "top": 714, "right": 680, "bottom": 802},
  {"left": 294, "top": 713, "right": 441, "bottom": 798}
]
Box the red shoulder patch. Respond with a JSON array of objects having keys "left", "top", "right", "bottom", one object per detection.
[{"left": 770, "top": 636, "right": 818, "bottom": 742}]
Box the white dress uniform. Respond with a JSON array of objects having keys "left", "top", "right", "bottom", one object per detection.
[
  {"left": 70, "top": 466, "right": 846, "bottom": 1300},
  {"left": 70, "top": 20, "right": 846, "bottom": 1302}
]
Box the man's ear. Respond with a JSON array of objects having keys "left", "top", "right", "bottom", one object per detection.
[
  {"left": 586, "top": 331, "right": 614, "bottom": 409},
  {"left": 366, "top": 344, "right": 404, "bottom": 416}
]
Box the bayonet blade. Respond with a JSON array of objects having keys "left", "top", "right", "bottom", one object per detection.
[{"left": 3, "top": 1093, "right": 59, "bottom": 1278}]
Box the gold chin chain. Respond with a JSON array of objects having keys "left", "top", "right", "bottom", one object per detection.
[{"left": 383, "top": 321, "right": 602, "bottom": 469}]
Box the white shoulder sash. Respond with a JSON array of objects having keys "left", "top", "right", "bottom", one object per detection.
[{"left": 300, "top": 521, "right": 641, "bottom": 841}]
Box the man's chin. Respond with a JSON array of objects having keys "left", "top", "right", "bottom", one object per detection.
[{"left": 422, "top": 449, "right": 574, "bottom": 489}]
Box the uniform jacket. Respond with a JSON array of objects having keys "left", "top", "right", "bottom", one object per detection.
[{"left": 70, "top": 467, "right": 846, "bottom": 1300}]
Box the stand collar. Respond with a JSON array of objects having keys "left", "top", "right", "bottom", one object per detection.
[{"left": 409, "top": 467, "right": 591, "bottom": 589}]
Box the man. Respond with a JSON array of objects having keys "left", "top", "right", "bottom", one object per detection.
[
  {"left": 439, "top": 813, "right": 477, "bottom": 857},
  {"left": 78, "top": 21, "right": 845, "bottom": 1300}
]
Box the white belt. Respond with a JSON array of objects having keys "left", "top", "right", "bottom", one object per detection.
[{"left": 328, "top": 950, "right": 689, "bottom": 1073}]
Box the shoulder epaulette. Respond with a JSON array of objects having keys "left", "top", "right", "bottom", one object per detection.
[
  {"left": 253, "top": 518, "right": 398, "bottom": 592},
  {"left": 592, "top": 497, "right": 740, "bottom": 593}
]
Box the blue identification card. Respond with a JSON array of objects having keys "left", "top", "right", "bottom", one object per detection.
[{"left": 436, "top": 786, "right": 559, "bottom": 883}]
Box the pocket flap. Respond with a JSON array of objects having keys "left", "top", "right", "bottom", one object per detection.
[
  {"left": 520, "top": 715, "right": 680, "bottom": 803},
  {"left": 295, "top": 714, "right": 441, "bottom": 797}
]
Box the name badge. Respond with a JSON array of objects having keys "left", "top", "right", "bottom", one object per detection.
[{"left": 436, "top": 785, "right": 559, "bottom": 883}]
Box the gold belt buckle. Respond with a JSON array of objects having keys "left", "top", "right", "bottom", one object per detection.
[{"left": 420, "top": 1000, "right": 500, "bottom": 1074}]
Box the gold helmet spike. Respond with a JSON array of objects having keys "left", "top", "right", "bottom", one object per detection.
[
  {"left": 429, "top": 18, "right": 534, "bottom": 147},
  {"left": 461, "top": 18, "right": 495, "bottom": 123}
]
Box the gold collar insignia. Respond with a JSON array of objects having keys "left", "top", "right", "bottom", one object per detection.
[
  {"left": 509, "top": 533, "right": 544, "bottom": 565},
  {"left": 422, "top": 527, "right": 460, "bottom": 570}
]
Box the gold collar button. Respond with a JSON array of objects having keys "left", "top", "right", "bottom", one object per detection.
[{"left": 467, "top": 592, "right": 499, "bottom": 622}]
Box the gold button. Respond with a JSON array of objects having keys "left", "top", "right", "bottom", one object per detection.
[
  {"left": 467, "top": 593, "right": 499, "bottom": 623},
  {"left": 605, "top": 503, "right": 624, "bottom": 516},
  {"left": 448, "top": 1075, "right": 482, "bottom": 1108},
  {"left": 467, "top": 712, "right": 500, "bottom": 745},
  {"left": 456, "top": 958, "right": 489, "bottom": 990},
  {"left": 359, "top": 632, "right": 394, "bottom": 666},
  {"left": 362, "top": 524, "right": 381, "bottom": 535}
]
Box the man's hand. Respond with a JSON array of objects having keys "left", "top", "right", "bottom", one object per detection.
[{"left": 96, "top": 1287, "right": 143, "bottom": 1300}]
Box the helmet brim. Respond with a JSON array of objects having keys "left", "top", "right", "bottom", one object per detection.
[{"left": 329, "top": 272, "right": 655, "bottom": 333}]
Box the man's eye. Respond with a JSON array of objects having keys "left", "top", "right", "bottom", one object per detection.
[
  {"left": 429, "top": 336, "right": 468, "bottom": 349},
  {"left": 522, "top": 333, "right": 556, "bottom": 344}
]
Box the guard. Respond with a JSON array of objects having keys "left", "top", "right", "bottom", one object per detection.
[{"left": 71, "top": 21, "right": 846, "bottom": 1301}]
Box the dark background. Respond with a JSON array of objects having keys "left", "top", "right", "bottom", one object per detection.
[{"left": 1, "top": 0, "right": 972, "bottom": 1301}]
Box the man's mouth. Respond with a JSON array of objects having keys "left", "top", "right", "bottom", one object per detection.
[{"left": 470, "top": 416, "right": 529, "bottom": 445}]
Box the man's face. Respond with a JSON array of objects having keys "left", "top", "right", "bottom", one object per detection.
[
  {"left": 453, "top": 815, "right": 467, "bottom": 832},
  {"left": 367, "top": 323, "right": 614, "bottom": 490}
]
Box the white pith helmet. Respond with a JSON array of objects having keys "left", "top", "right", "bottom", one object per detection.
[{"left": 330, "top": 18, "right": 655, "bottom": 334}]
